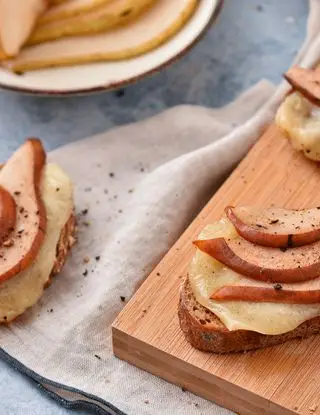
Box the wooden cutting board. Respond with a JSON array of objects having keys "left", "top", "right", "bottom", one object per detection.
[{"left": 112, "top": 124, "right": 320, "bottom": 415}]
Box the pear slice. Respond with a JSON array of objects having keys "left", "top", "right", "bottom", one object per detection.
[
  {"left": 0, "top": 139, "right": 47, "bottom": 283},
  {"left": 193, "top": 236, "right": 320, "bottom": 284},
  {"left": 284, "top": 66, "right": 320, "bottom": 107},
  {"left": 40, "top": 0, "right": 115, "bottom": 24},
  {"left": 4, "top": 0, "right": 198, "bottom": 72},
  {"left": 0, "top": 0, "right": 49, "bottom": 57},
  {"left": 211, "top": 286, "right": 320, "bottom": 304},
  {"left": 28, "top": 0, "right": 156, "bottom": 46},
  {"left": 226, "top": 205, "right": 320, "bottom": 248},
  {"left": 0, "top": 186, "right": 16, "bottom": 242}
]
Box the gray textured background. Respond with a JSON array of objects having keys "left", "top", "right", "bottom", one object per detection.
[{"left": 1, "top": 0, "right": 308, "bottom": 414}]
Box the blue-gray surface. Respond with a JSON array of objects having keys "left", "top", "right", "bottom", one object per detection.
[{"left": 1, "top": 0, "right": 308, "bottom": 414}]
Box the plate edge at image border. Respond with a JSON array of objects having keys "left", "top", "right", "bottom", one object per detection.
[{"left": 0, "top": 0, "right": 223, "bottom": 97}]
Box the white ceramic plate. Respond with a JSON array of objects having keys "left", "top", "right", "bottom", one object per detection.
[{"left": 0, "top": 0, "right": 223, "bottom": 96}]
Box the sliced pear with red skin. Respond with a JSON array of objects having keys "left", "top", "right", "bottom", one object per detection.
[
  {"left": 226, "top": 205, "right": 320, "bottom": 248},
  {"left": 0, "top": 186, "right": 16, "bottom": 242},
  {"left": 211, "top": 286, "right": 320, "bottom": 304},
  {"left": 4, "top": 0, "right": 198, "bottom": 72},
  {"left": 0, "top": 138, "right": 47, "bottom": 283},
  {"left": 193, "top": 236, "right": 320, "bottom": 284},
  {"left": 284, "top": 66, "right": 320, "bottom": 106}
]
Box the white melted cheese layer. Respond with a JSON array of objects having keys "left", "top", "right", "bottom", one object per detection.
[
  {"left": 189, "top": 219, "right": 320, "bottom": 335},
  {"left": 276, "top": 92, "right": 320, "bottom": 161},
  {"left": 0, "top": 163, "right": 73, "bottom": 322}
]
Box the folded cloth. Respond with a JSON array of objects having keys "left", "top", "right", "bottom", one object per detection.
[{"left": 1, "top": 1, "right": 320, "bottom": 414}]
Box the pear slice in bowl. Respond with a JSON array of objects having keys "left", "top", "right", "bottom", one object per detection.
[
  {"left": 0, "top": 0, "right": 49, "bottom": 57},
  {"left": 5, "top": 0, "right": 198, "bottom": 72},
  {"left": 40, "top": 0, "right": 116, "bottom": 24},
  {"left": 28, "top": 0, "right": 157, "bottom": 45}
]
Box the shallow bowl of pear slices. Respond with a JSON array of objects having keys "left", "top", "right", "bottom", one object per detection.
[{"left": 0, "top": 0, "right": 223, "bottom": 96}]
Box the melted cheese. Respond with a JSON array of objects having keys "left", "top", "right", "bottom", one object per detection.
[
  {"left": 276, "top": 92, "right": 320, "bottom": 161},
  {"left": 0, "top": 163, "right": 73, "bottom": 322},
  {"left": 189, "top": 219, "right": 320, "bottom": 335}
]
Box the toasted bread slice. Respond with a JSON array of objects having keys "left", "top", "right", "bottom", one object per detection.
[{"left": 178, "top": 277, "right": 320, "bottom": 353}]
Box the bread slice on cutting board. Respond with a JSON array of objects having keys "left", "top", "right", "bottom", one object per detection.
[
  {"left": 179, "top": 211, "right": 320, "bottom": 353},
  {"left": 179, "top": 278, "right": 320, "bottom": 353}
]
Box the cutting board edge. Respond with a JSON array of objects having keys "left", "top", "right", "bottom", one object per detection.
[{"left": 112, "top": 326, "right": 295, "bottom": 415}]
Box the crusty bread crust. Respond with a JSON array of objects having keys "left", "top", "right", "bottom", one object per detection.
[
  {"left": 42, "top": 212, "right": 76, "bottom": 290},
  {"left": 178, "top": 277, "right": 320, "bottom": 353},
  {"left": 51, "top": 211, "right": 76, "bottom": 276}
]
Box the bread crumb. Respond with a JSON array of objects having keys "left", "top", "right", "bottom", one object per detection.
[
  {"left": 309, "top": 405, "right": 318, "bottom": 413},
  {"left": 83, "top": 256, "right": 90, "bottom": 264}
]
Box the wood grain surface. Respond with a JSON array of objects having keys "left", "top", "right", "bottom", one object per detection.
[{"left": 112, "top": 124, "right": 320, "bottom": 415}]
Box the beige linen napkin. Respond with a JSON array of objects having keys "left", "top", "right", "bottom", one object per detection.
[{"left": 1, "top": 2, "right": 320, "bottom": 415}]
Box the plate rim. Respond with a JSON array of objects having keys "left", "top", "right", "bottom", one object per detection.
[{"left": 0, "top": 0, "right": 223, "bottom": 97}]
